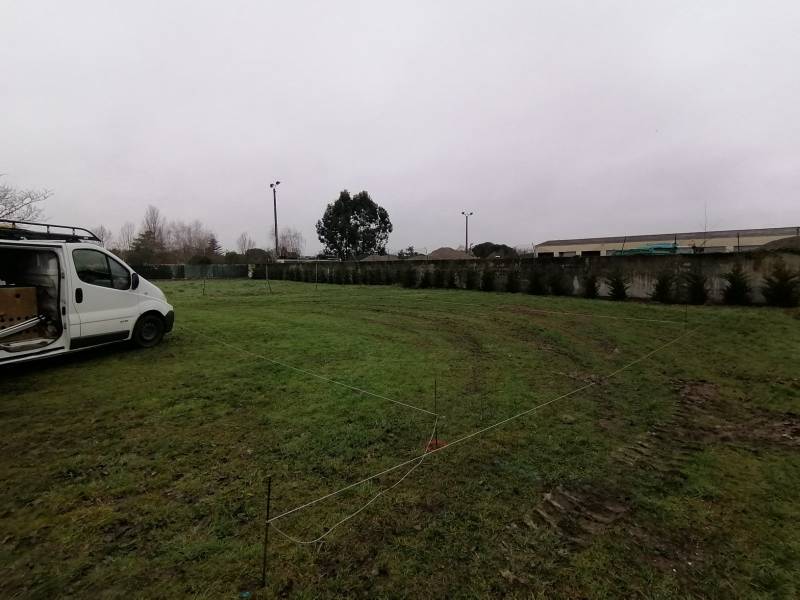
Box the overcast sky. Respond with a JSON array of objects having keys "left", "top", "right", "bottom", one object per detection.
[{"left": 2, "top": 1, "right": 799, "bottom": 253}]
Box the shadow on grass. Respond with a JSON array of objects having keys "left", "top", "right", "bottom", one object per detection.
[{"left": 2, "top": 341, "right": 154, "bottom": 378}]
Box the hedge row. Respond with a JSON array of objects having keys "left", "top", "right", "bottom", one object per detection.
[{"left": 254, "top": 260, "right": 800, "bottom": 307}]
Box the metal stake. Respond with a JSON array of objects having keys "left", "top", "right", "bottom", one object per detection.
[
  {"left": 478, "top": 366, "right": 485, "bottom": 423},
  {"left": 261, "top": 476, "right": 272, "bottom": 588},
  {"left": 434, "top": 378, "right": 438, "bottom": 446}
]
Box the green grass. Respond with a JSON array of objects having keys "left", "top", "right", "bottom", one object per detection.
[{"left": 2, "top": 280, "right": 799, "bottom": 598}]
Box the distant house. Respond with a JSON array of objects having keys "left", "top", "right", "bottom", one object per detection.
[
  {"left": 360, "top": 254, "right": 399, "bottom": 262},
  {"left": 426, "top": 247, "right": 475, "bottom": 260},
  {"left": 535, "top": 226, "right": 800, "bottom": 257}
]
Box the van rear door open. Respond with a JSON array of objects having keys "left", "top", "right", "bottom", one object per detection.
[
  {"left": 0, "top": 244, "right": 67, "bottom": 360},
  {"left": 68, "top": 248, "right": 139, "bottom": 344}
]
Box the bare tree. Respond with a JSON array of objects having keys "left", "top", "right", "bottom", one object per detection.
[
  {"left": 118, "top": 222, "right": 136, "bottom": 252},
  {"left": 237, "top": 232, "right": 256, "bottom": 255},
  {"left": 93, "top": 225, "right": 113, "bottom": 248},
  {"left": 273, "top": 227, "right": 305, "bottom": 257},
  {"left": 142, "top": 205, "right": 166, "bottom": 244},
  {"left": 166, "top": 219, "right": 214, "bottom": 262},
  {"left": 0, "top": 177, "right": 51, "bottom": 220}
]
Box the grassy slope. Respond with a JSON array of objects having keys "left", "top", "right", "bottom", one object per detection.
[{"left": 1, "top": 280, "right": 798, "bottom": 598}]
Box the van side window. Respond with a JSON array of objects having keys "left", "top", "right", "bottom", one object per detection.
[
  {"left": 108, "top": 256, "right": 131, "bottom": 290},
  {"left": 72, "top": 249, "right": 130, "bottom": 290},
  {"left": 73, "top": 249, "right": 112, "bottom": 287}
]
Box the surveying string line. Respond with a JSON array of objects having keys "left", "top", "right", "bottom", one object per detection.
[
  {"left": 368, "top": 296, "right": 686, "bottom": 325},
  {"left": 186, "top": 327, "right": 437, "bottom": 417},
  {"left": 215, "top": 278, "right": 686, "bottom": 325},
  {"left": 300, "top": 298, "right": 686, "bottom": 329},
  {"left": 270, "top": 416, "right": 439, "bottom": 545},
  {"left": 266, "top": 384, "right": 594, "bottom": 524},
  {"left": 242, "top": 291, "right": 686, "bottom": 326},
  {"left": 267, "top": 325, "right": 699, "bottom": 525}
]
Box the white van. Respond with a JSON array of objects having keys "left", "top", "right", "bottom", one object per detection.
[{"left": 0, "top": 220, "right": 174, "bottom": 366}]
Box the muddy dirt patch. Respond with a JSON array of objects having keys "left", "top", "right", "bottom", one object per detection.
[
  {"left": 678, "top": 380, "right": 800, "bottom": 448},
  {"left": 532, "top": 484, "right": 630, "bottom": 545}
]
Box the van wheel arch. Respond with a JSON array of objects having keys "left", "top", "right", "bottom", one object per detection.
[{"left": 132, "top": 311, "right": 166, "bottom": 348}]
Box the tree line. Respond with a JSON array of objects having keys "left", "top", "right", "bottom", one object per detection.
[
  {"left": 106, "top": 189, "right": 397, "bottom": 263},
  {"left": 4, "top": 174, "right": 498, "bottom": 263},
  {"left": 96, "top": 205, "right": 305, "bottom": 265}
]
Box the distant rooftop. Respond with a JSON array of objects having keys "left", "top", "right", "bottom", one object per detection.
[
  {"left": 360, "top": 254, "right": 399, "bottom": 262},
  {"left": 405, "top": 247, "right": 474, "bottom": 260},
  {"left": 538, "top": 226, "right": 799, "bottom": 247}
]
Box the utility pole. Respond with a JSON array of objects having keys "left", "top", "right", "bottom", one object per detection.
[
  {"left": 270, "top": 181, "right": 281, "bottom": 259},
  {"left": 461, "top": 210, "right": 473, "bottom": 254}
]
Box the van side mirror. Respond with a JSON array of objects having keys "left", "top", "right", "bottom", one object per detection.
[{"left": 131, "top": 272, "right": 140, "bottom": 290}]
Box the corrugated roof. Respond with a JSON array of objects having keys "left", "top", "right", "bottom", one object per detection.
[{"left": 538, "top": 226, "right": 799, "bottom": 247}]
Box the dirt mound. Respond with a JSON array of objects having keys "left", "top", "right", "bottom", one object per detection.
[
  {"left": 679, "top": 381, "right": 719, "bottom": 407},
  {"left": 747, "top": 412, "right": 800, "bottom": 446},
  {"left": 761, "top": 235, "right": 800, "bottom": 251},
  {"left": 427, "top": 247, "right": 474, "bottom": 260},
  {"left": 678, "top": 380, "right": 800, "bottom": 447}
]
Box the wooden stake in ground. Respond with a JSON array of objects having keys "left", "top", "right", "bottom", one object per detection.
[
  {"left": 434, "top": 378, "right": 438, "bottom": 446},
  {"left": 479, "top": 367, "right": 485, "bottom": 424},
  {"left": 261, "top": 476, "right": 272, "bottom": 588},
  {"left": 265, "top": 264, "right": 272, "bottom": 294}
]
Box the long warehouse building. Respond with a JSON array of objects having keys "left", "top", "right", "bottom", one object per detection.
[{"left": 534, "top": 226, "right": 800, "bottom": 257}]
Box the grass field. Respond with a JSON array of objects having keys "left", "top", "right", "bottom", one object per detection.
[{"left": 2, "top": 279, "right": 800, "bottom": 599}]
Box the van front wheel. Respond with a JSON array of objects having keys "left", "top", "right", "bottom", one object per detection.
[{"left": 132, "top": 314, "right": 165, "bottom": 348}]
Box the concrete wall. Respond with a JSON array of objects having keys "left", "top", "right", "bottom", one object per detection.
[
  {"left": 570, "top": 252, "right": 799, "bottom": 303},
  {"left": 140, "top": 251, "right": 800, "bottom": 305},
  {"left": 269, "top": 252, "right": 800, "bottom": 304}
]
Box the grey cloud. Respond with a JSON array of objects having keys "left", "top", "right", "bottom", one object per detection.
[{"left": 1, "top": 1, "right": 798, "bottom": 252}]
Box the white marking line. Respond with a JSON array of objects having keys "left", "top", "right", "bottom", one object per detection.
[
  {"left": 240, "top": 291, "right": 685, "bottom": 325},
  {"left": 267, "top": 326, "right": 697, "bottom": 529},
  {"left": 187, "top": 326, "right": 437, "bottom": 416},
  {"left": 270, "top": 415, "right": 439, "bottom": 545}
]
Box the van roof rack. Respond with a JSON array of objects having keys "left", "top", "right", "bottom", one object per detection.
[{"left": 0, "top": 219, "right": 101, "bottom": 243}]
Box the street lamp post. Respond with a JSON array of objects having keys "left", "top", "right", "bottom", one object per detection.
[
  {"left": 269, "top": 181, "right": 281, "bottom": 258},
  {"left": 461, "top": 210, "right": 473, "bottom": 254}
]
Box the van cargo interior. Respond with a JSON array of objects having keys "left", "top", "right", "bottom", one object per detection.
[{"left": 0, "top": 248, "right": 62, "bottom": 352}]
